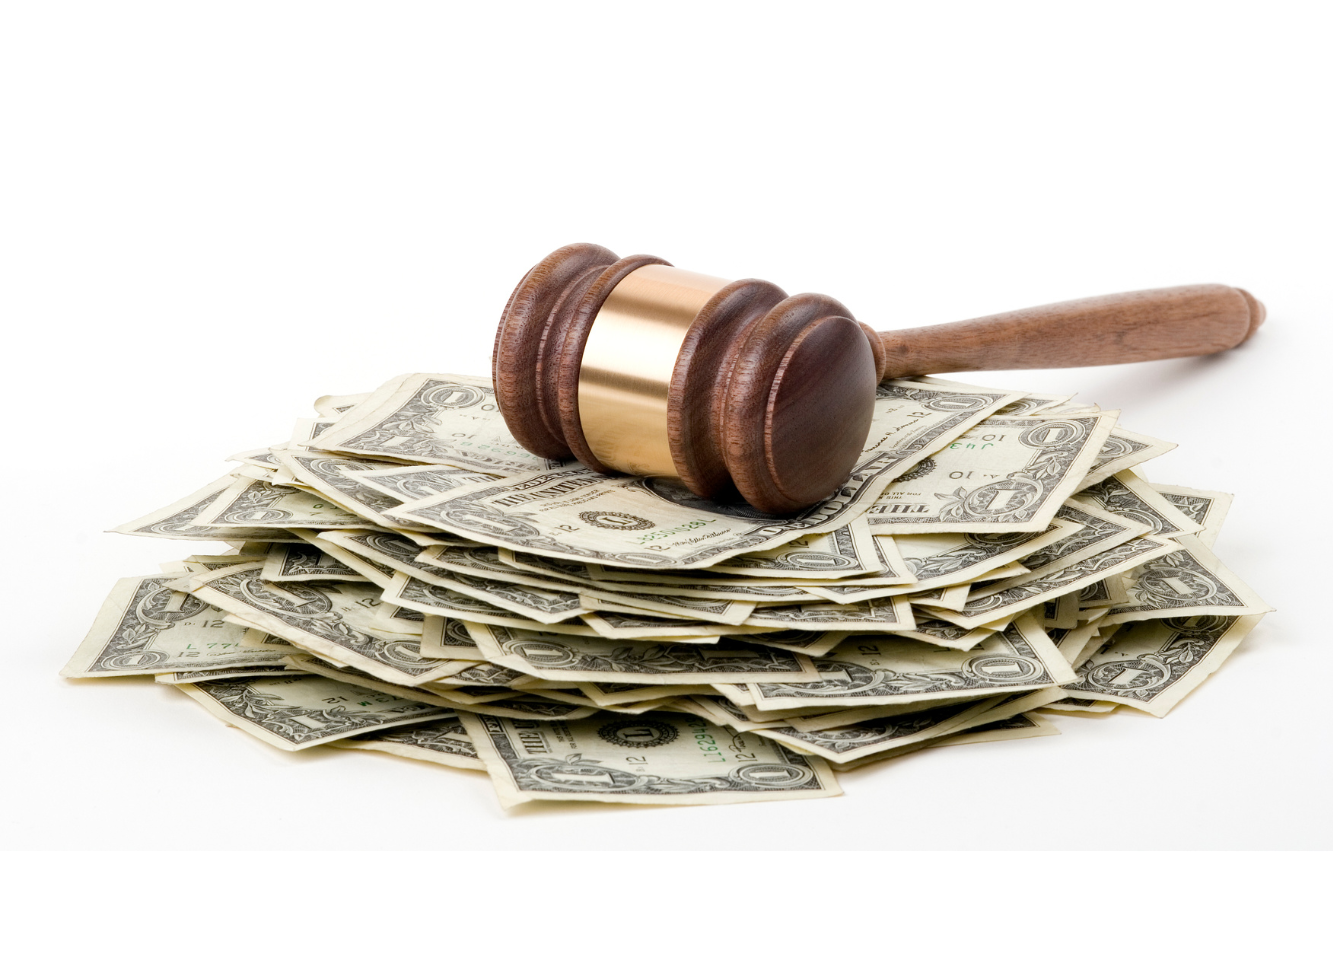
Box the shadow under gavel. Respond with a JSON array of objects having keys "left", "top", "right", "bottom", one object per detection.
[{"left": 493, "top": 243, "right": 1264, "bottom": 515}]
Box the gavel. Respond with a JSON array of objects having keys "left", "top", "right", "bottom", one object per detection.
[{"left": 493, "top": 243, "right": 1264, "bottom": 516}]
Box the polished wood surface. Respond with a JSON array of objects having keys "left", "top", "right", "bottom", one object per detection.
[
  {"left": 667, "top": 277, "right": 788, "bottom": 498},
  {"left": 493, "top": 243, "right": 619, "bottom": 458},
  {"left": 720, "top": 293, "right": 875, "bottom": 512},
  {"left": 494, "top": 243, "right": 1265, "bottom": 514},
  {"left": 871, "top": 284, "right": 1264, "bottom": 380}
]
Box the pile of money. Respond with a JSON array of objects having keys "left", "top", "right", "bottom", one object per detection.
[{"left": 64, "top": 373, "right": 1271, "bottom": 808}]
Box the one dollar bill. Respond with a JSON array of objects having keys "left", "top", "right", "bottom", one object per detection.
[{"left": 458, "top": 710, "right": 841, "bottom": 808}]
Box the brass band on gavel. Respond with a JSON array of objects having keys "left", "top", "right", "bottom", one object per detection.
[
  {"left": 577, "top": 265, "right": 734, "bottom": 479},
  {"left": 492, "top": 243, "right": 877, "bottom": 515}
]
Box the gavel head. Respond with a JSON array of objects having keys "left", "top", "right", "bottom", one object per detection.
[{"left": 493, "top": 243, "right": 879, "bottom": 516}]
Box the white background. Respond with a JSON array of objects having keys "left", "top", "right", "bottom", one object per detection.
[{"left": 2, "top": 1, "right": 1330, "bottom": 854}]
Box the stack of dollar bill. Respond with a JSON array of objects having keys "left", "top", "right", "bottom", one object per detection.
[{"left": 64, "top": 373, "right": 1271, "bottom": 808}]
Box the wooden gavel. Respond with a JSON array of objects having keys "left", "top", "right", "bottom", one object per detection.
[{"left": 493, "top": 243, "right": 1264, "bottom": 515}]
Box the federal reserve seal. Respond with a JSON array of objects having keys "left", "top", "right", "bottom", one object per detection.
[{"left": 597, "top": 719, "right": 679, "bottom": 747}]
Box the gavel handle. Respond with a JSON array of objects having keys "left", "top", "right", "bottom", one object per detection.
[{"left": 867, "top": 284, "right": 1265, "bottom": 380}]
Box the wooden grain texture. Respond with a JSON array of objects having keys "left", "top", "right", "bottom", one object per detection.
[
  {"left": 721, "top": 294, "right": 876, "bottom": 513},
  {"left": 492, "top": 243, "right": 617, "bottom": 458},
  {"left": 667, "top": 278, "right": 787, "bottom": 499},
  {"left": 858, "top": 321, "right": 888, "bottom": 382},
  {"left": 872, "top": 284, "right": 1265, "bottom": 378}
]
